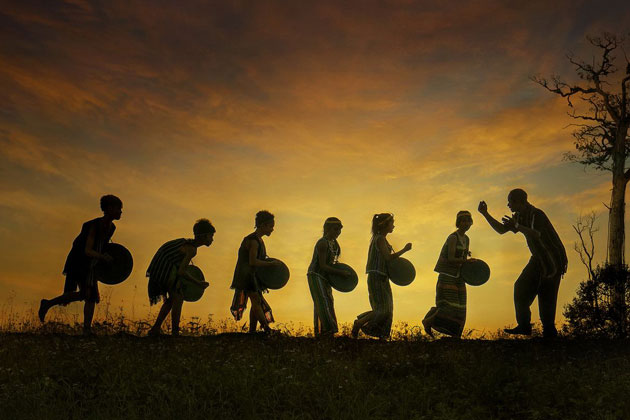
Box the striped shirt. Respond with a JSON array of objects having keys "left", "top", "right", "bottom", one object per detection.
[
  {"left": 434, "top": 232, "right": 469, "bottom": 277},
  {"left": 366, "top": 234, "right": 392, "bottom": 276},
  {"left": 147, "top": 238, "right": 193, "bottom": 303}
]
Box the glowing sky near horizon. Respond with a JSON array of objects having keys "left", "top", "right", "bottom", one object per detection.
[{"left": 1, "top": 0, "right": 629, "bottom": 332}]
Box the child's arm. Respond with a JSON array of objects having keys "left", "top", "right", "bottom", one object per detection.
[
  {"left": 247, "top": 240, "right": 279, "bottom": 267},
  {"left": 377, "top": 236, "right": 412, "bottom": 261},
  {"left": 177, "top": 245, "right": 205, "bottom": 285},
  {"left": 85, "top": 225, "right": 112, "bottom": 262},
  {"left": 445, "top": 235, "right": 466, "bottom": 266},
  {"left": 316, "top": 241, "right": 349, "bottom": 277}
]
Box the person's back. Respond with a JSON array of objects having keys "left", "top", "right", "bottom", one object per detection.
[
  {"left": 64, "top": 217, "right": 115, "bottom": 276},
  {"left": 514, "top": 205, "right": 567, "bottom": 278},
  {"left": 146, "top": 238, "right": 190, "bottom": 305}
]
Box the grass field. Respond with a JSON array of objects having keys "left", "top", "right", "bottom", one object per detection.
[{"left": 2, "top": 329, "right": 630, "bottom": 420}]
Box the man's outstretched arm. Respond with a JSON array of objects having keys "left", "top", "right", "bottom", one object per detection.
[{"left": 478, "top": 201, "right": 510, "bottom": 235}]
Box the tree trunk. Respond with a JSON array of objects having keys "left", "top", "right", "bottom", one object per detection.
[
  {"left": 608, "top": 175, "right": 627, "bottom": 266},
  {"left": 608, "top": 128, "right": 628, "bottom": 336},
  {"left": 608, "top": 128, "right": 628, "bottom": 266}
]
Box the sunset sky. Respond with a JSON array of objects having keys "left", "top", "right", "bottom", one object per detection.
[{"left": 1, "top": 0, "right": 629, "bottom": 333}]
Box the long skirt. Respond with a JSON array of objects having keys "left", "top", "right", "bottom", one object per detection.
[
  {"left": 230, "top": 289, "right": 274, "bottom": 323},
  {"left": 356, "top": 272, "right": 393, "bottom": 338},
  {"left": 424, "top": 274, "right": 467, "bottom": 337},
  {"left": 307, "top": 273, "right": 338, "bottom": 336}
]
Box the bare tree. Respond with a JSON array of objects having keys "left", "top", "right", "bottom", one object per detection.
[
  {"left": 573, "top": 212, "right": 599, "bottom": 281},
  {"left": 532, "top": 33, "right": 630, "bottom": 267}
]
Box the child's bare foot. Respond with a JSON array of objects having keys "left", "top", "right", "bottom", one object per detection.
[
  {"left": 422, "top": 319, "right": 434, "bottom": 338},
  {"left": 38, "top": 299, "right": 49, "bottom": 323},
  {"left": 351, "top": 320, "right": 360, "bottom": 339}
]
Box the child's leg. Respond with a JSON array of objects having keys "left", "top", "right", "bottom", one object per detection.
[
  {"left": 170, "top": 293, "right": 184, "bottom": 336},
  {"left": 351, "top": 311, "right": 375, "bottom": 338},
  {"left": 248, "top": 292, "right": 270, "bottom": 332},
  {"left": 248, "top": 306, "right": 258, "bottom": 333},
  {"left": 314, "top": 308, "right": 320, "bottom": 337},
  {"left": 83, "top": 301, "right": 95, "bottom": 334},
  {"left": 150, "top": 298, "right": 173, "bottom": 335},
  {"left": 39, "top": 292, "right": 82, "bottom": 322}
]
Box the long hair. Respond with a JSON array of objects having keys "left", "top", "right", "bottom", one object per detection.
[{"left": 371, "top": 213, "right": 393, "bottom": 235}]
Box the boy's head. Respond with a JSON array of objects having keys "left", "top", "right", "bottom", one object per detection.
[
  {"left": 100, "top": 195, "right": 123, "bottom": 220},
  {"left": 193, "top": 218, "right": 215, "bottom": 246},
  {"left": 255, "top": 210, "right": 275, "bottom": 236}
]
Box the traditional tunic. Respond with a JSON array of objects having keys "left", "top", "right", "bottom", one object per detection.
[
  {"left": 510, "top": 205, "right": 567, "bottom": 334},
  {"left": 229, "top": 233, "right": 274, "bottom": 323},
  {"left": 307, "top": 237, "right": 340, "bottom": 335},
  {"left": 355, "top": 234, "right": 394, "bottom": 338},
  {"left": 146, "top": 238, "right": 193, "bottom": 305},
  {"left": 62, "top": 217, "right": 115, "bottom": 304},
  {"left": 511, "top": 206, "right": 567, "bottom": 279},
  {"left": 424, "top": 232, "right": 469, "bottom": 337}
]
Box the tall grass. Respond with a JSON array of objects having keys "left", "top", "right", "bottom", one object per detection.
[{"left": 1, "top": 293, "right": 523, "bottom": 339}]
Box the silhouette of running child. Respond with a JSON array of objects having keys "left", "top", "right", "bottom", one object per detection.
[
  {"left": 38, "top": 194, "right": 123, "bottom": 335},
  {"left": 146, "top": 219, "right": 214, "bottom": 337}
]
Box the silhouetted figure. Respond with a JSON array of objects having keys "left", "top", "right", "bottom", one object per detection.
[
  {"left": 423, "top": 211, "right": 474, "bottom": 338},
  {"left": 38, "top": 195, "right": 123, "bottom": 335},
  {"left": 352, "top": 213, "right": 412, "bottom": 339},
  {"left": 479, "top": 189, "right": 567, "bottom": 338},
  {"left": 230, "top": 210, "right": 281, "bottom": 334},
  {"left": 307, "top": 217, "right": 350, "bottom": 337},
  {"left": 146, "top": 219, "right": 214, "bottom": 337}
]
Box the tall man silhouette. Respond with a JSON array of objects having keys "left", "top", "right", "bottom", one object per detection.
[{"left": 478, "top": 189, "right": 567, "bottom": 338}]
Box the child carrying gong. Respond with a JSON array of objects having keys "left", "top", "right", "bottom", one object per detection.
[
  {"left": 352, "top": 213, "right": 412, "bottom": 339},
  {"left": 38, "top": 194, "right": 123, "bottom": 335},
  {"left": 307, "top": 217, "right": 351, "bottom": 337},
  {"left": 147, "top": 219, "right": 214, "bottom": 337},
  {"left": 423, "top": 210, "right": 474, "bottom": 338},
  {"left": 229, "top": 210, "right": 282, "bottom": 334}
]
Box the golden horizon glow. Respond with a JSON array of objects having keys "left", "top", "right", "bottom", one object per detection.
[{"left": 1, "top": 1, "right": 629, "bottom": 333}]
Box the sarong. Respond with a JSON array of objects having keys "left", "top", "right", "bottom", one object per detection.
[
  {"left": 308, "top": 273, "right": 338, "bottom": 335},
  {"left": 356, "top": 272, "right": 393, "bottom": 338},
  {"left": 424, "top": 273, "right": 467, "bottom": 337}
]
